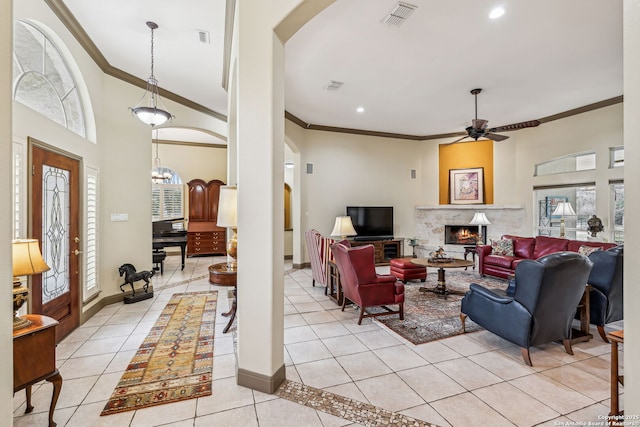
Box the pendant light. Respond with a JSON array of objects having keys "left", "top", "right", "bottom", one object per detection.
[
  {"left": 151, "top": 128, "right": 173, "bottom": 183},
  {"left": 130, "top": 21, "right": 173, "bottom": 126}
]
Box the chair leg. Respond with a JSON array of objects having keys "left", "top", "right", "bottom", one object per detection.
[
  {"left": 520, "top": 347, "right": 533, "bottom": 366},
  {"left": 562, "top": 339, "right": 574, "bottom": 356},
  {"left": 399, "top": 302, "right": 404, "bottom": 320},
  {"left": 312, "top": 279, "right": 315, "bottom": 287},
  {"left": 357, "top": 308, "right": 365, "bottom": 325},
  {"left": 460, "top": 313, "right": 467, "bottom": 333},
  {"left": 341, "top": 298, "right": 347, "bottom": 312},
  {"left": 597, "top": 325, "right": 610, "bottom": 343}
]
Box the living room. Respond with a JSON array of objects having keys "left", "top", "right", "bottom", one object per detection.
[{"left": 2, "top": 0, "right": 639, "bottom": 425}]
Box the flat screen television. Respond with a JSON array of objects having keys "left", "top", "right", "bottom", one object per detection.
[{"left": 346, "top": 206, "right": 394, "bottom": 240}]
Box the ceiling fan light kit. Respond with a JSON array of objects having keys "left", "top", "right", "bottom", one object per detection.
[
  {"left": 130, "top": 21, "right": 174, "bottom": 127},
  {"left": 448, "top": 88, "right": 541, "bottom": 144}
]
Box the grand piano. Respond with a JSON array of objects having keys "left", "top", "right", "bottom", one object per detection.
[{"left": 152, "top": 218, "right": 187, "bottom": 270}]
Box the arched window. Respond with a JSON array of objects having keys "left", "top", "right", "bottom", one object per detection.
[{"left": 13, "top": 20, "right": 86, "bottom": 137}]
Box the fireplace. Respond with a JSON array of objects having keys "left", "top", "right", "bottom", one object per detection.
[{"left": 445, "top": 225, "right": 487, "bottom": 245}]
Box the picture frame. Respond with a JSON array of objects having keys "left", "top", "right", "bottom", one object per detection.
[
  {"left": 546, "top": 196, "right": 568, "bottom": 218},
  {"left": 449, "top": 167, "right": 484, "bottom": 204}
]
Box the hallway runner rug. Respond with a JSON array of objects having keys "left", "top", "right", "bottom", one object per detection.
[
  {"left": 101, "top": 291, "right": 217, "bottom": 415},
  {"left": 375, "top": 270, "right": 507, "bottom": 345}
]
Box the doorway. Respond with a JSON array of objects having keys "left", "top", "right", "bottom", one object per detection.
[{"left": 31, "top": 143, "right": 81, "bottom": 342}]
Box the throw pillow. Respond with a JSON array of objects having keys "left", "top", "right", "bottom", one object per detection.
[
  {"left": 578, "top": 245, "right": 602, "bottom": 257},
  {"left": 491, "top": 238, "right": 514, "bottom": 256}
]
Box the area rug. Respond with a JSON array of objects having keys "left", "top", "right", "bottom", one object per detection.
[
  {"left": 375, "top": 270, "right": 508, "bottom": 345},
  {"left": 101, "top": 291, "right": 217, "bottom": 415}
]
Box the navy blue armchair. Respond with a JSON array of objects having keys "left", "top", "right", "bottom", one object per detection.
[
  {"left": 586, "top": 245, "right": 623, "bottom": 342},
  {"left": 460, "top": 252, "right": 593, "bottom": 366}
]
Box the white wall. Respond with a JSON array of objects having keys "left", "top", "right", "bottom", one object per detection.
[{"left": 153, "top": 144, "right": 227, "bottom": 184}]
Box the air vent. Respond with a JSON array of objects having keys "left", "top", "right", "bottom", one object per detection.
[
  {"left": 197, "top": 29, "right": 210, "bottom": 44},
  {"left": 382, "top": 2, "right": 417, "bottom": 26},
  {"left": 325, "top": 80, "right": 344, "bottom": 91}
]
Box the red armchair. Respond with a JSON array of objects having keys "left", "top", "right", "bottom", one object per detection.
[{"left": 330, "top": 242, "right": 405, "bottom": 325}]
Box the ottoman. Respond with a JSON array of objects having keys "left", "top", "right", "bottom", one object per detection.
[{"left": 390, "top": 258, "right": 427, "bottom": 284}]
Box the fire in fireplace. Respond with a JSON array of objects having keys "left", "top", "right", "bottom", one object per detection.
[{"left": 444, "top": 225, "right": 487, "bottom": 245}]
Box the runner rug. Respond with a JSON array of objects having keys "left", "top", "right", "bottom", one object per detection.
[
  {"left": 101, "top": 291, "right": 217, "bottom": 415},
  {"left": 374, "top": 270, "right": 507, "bottom": 345}
]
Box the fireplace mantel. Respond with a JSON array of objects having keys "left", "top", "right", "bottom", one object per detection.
[{"left": 414, "top": 204, "right": 527, "bottom": 256}]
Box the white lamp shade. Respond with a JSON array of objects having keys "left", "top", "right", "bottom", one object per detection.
[
  {"left": 469, "top": 212, "right": 491, "bottom": 226},
  {"left": 331, "top": 216, "right": 357, "bottom": 237},
  {"left": 217, "top": 186, "right": 237, "bottom": 228},
  {"left": 12, "top": 239, "right": 50, "bottom": 277},
  {"left": 552, "top": 202, "right": 576, "bottom": 216}
]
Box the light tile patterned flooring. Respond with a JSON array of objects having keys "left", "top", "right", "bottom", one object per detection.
[{"left": 13, "top": 255, "right": 624, "bottom": 427}]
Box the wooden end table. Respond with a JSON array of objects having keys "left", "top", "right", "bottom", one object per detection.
[
  {"left": 411, "top": 258, "right": 474, "bottom": 296},
  {"left": 209, "top": 262, "right": 237, "bottom": 333},
  {"left": 607, "top": 330, "right": 624, "bottom": 424},
  {"left": 13, "top": 314, "right": 62, "bottom": 427}
]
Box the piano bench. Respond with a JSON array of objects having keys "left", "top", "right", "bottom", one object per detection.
[{"left": 153, "top": 250, "right": 167, "bottom": 275}]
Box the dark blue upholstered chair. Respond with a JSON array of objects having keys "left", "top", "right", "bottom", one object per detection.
[
  {"left": 460, "top": 252, "right": 593, "bottom": 366},
  {"left": 585, "top": 245, "right": 623, "bottom": 342}
]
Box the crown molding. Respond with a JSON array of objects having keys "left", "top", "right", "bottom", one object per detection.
[
  {"left": 221, "top": 0, "right": 236, "bottom": 92},
  {"left": 155, "top": 139, "right": 227, "bottom": 149},
  {"left": 46, "top": 0, "right": 227, "bottom": 122},
  {"left": 537, "top": 95, "right": 623, "bottom": 124}
]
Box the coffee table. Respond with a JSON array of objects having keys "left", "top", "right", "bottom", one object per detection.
[{"left": 411, "top": 258, "right": 474, "bottom": 295}]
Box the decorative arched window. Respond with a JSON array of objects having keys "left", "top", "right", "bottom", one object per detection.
[{"left": 13, "top": 20, "right": 86, "bottom": 138}]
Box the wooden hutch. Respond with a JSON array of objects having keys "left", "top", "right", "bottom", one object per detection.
[{"left": 187, "top": 179, "right": 227, "bottom": 256}]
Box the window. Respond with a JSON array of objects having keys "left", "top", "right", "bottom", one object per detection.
[
  {"left": 152, "top": 184, "right": 184, "bottom": 221},
  {"left": 610, "top": 147, "right": 624, "bottom": 168},
  {"left": 534, "top": 152, "right": 596, "bottom": 176},
  {"left": 13, "top": 20, "right": 86, "bottom": 137},
  {"left": 535, "top": 184, "right": 596, "bottom": 240},
  {"left": 84, "top": 167, "right": 100, "bottom": 301},
  {"left": 611, "top": 182, "right": 624, "bottom": 244}
]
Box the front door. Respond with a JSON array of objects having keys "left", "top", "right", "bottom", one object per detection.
[{"left": 31, "top": 144, "right": 80, "bottom": 342}]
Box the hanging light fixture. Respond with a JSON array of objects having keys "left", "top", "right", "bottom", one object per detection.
[
  {"left": 130, "top": 21, "right": 173, "bottom": 126},
  {"left": 151, "top": 128, "right": 173, "bottom": 183}
]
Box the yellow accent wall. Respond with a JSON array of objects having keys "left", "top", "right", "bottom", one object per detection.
[{"left": 439, "top": 140, "right": 494, "bottom": 204}]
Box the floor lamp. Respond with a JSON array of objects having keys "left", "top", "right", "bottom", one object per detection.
[
  {"left": 469, "top": 212, "right": 491, "bottom": 245},
  {"left": 552, "top": 201, "right": 576, "bottom": 238}
]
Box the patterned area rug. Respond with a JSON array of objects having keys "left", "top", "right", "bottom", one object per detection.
[
  {"left": 375, "top": 270, "right": 508, "bottom": 345},
  {"left": 101, "top": 291, "right": 217, "bottom": 415}
]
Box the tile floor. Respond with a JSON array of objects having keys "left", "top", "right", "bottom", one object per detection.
[{"left": 13, "top": 255, "right": 624, "bottom": 427}]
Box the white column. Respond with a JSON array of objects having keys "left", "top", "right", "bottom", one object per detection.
[{"left": 0, "top": 0, "right": 14, "bottom": 423}]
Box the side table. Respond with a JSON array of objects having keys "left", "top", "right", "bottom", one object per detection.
[
  {"left": 607, "top": 330, "right": 624, "bottom": 424},
  {"left": 13, "top": 314, "right": 63, "bottom": 427},
  {"left": 463, "top": 246, "right": 477, "bottom": 270},
  {"left": 209, "top": 262, "right": 237, "bottom": 333}
]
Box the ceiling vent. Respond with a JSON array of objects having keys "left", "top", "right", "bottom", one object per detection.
[
  {"left": 382, "top": 2, "right": 417, "bottom": 26},
  {"left": 197, "top": 29, "right": 210, "bottom": 44},
  {"left": 325, "top": 80, "right": 344, "bottom": 91}
]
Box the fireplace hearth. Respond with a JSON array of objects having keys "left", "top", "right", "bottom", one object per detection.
[{"left": 445, "top": 225, "right": 487, "bottom": 245}]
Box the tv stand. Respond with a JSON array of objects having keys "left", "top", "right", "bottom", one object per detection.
[{"left": 349, "top": 238, "right": 403, "bottom": 265}]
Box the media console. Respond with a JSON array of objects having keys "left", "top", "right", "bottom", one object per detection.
[{"left": 349, "top": 238, "right": 403, "bottom": 265}]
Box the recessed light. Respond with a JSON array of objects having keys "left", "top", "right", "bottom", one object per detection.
[
  {"left": 356, "top": 107, "right": 365, "bottom": 113},
  {"left": 489, "top": 6, "right": 505, "bottom": 19}
]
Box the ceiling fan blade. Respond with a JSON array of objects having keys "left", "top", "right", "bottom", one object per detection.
[
  {"left": 484, "top": 132, "right": 509, "bottom": 142},
  {"left": 489, "top": 120, "right": 541, "bottom": 133},
  {"left": 472, "top": 119, "right": 488, "bottom": 130},
  {"left": 445, "top": 135, "right": 471, "bottom": 145}
]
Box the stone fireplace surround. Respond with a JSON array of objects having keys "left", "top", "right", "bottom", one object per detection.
[{"left": 414, "top": 205, "right": 526, "bottom": 258}]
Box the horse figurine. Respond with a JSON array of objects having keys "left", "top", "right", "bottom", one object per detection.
[{"left": 118, "top": 263, "right": 154, "bottom": 296}]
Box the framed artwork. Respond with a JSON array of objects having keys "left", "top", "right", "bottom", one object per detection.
[
  {"left": 546, "top": 196, "right": 568, "bottom": 218},
  {"left": 449, "top": 167, "right": 484, "bottom": 204}
]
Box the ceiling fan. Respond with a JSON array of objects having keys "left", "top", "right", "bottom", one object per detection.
[{"left": 449, "top": 88, "right": 541, "bottom": 144}]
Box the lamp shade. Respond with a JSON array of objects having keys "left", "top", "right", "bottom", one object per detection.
[
  {"left": 552, "top": 202, "right": 576, "bottom": 217},
  {"left": 330, "top": 216, "right": 357, "bottom": 237},
  {"left": 12, "top": 239, "right": 50, "bottom": 277},
  {"left": 469, "top": 212, "right": 491, "bottom": 226},
  {"left": 217, "top": 186, "right": 237, "bottom": 228}
]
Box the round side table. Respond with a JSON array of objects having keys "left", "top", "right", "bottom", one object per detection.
[{"left": 209, "top": 262, "right": 237, "bottom": 333}]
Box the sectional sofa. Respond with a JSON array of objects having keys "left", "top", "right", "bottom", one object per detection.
[{"left": 477, "top": 234, "right": 617, "bottom": 279}]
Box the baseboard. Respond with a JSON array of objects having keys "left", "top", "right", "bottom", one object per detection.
[
  {"left": 237, "top": 364, "right": 286, "bottom": 394},
  {"left": 284, "top": 255, "right": 293, "bottom": 260},
  {"left": 293, "top": 262, "right": 309, "bottom": 269},
  {"left": 80, "top": 286, "right": 155, "bottom": 325}
]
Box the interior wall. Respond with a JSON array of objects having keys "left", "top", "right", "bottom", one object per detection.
[
  {"left": 438, "top": 140, "right": 494, "bottom": 204},
  {"left": 153, "top": 143, "right": 227, "bottom": 184}
]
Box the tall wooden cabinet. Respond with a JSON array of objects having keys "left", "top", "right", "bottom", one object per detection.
[{"left": 187, "top": 179, "right": 226, "bottom": 256}]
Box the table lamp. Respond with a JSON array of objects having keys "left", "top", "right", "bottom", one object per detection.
[
  {"left": 330, "top": 216, "right": 357, "bottom": 239},
  {"left": 469, "top": 212, "right": 491, "bottom": 244},
  {"left": 217, "top": 186, "right": 238, "bottom": 271},
  {"left": 12, "top": 239, "right": 50, "bottom": 330},
  {"left": 552, "top": 201, "right": 576, "bottom": 238}
]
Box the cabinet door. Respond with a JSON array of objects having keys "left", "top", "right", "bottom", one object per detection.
[
  {"left": 207, "top": 180, "right": 225, "bottom": 223},
  {"left": 188, "top": 179, "right": 208, "bottom": 221}
]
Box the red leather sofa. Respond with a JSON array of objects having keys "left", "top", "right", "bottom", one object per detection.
[{"left": 478, "top": 234, "right": 617, "bottom": 279}]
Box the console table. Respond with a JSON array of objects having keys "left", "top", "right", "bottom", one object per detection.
[{"left": 13, "top": 314, "right": 62, "bottom": 427}]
